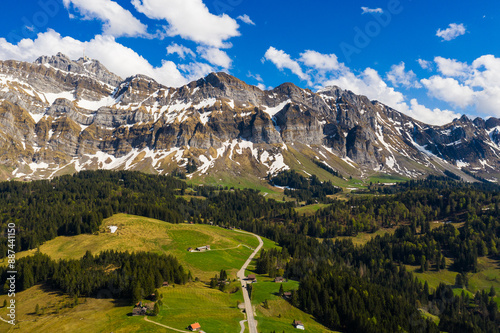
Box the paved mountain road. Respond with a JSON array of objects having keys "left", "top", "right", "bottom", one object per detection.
[{"left": 235, "top": 230, "right": 264, "bottom": 333}]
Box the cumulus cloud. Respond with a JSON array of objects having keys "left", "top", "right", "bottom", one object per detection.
[
  {"left": 299, "top": 50, "right": 343, "bottom": 71},
  {"left": 421, "top": 76, "right": 475, "bottom": 109},
  {"left": 237, "top": 14, "right": 255, "bottom": 25},
  {"left": 436, "top": 23, "right": 466, "bottom": 41},
  {"left": 263, "top": 47, "right": 310, "bottom": 81},
  {"left": 62, "top": 0, "right": 148, "bottom": 37},
  {"left": 434, "top": 56, "right": 469, "bottom": 77},
  {"left": 178, "top": 62, "right": 214, "bottom": 82},
  {"left": 386, "top": 62, "right": 421, "bottom": 88},
  {"left": 197, "top": 47, "right": 232, "bottom": 68},
  {"left": 131, "top": 0, "right": 240, "bottom": 48},
  {"left": 324, "top": 67, "right": 408, "bottom": 111},
  {"left": 0, "top": 29, "right": 194, "bottom": 87},
  {"left": 404, "top": 99, "right": 460, "bottom": 126},
  {"left": 419, "top": 55, "right": 500, "bottom": 116},
  {"left": 257, "top": 83, "right": 268, "bottom": 91},
  {"left": 361, "top": 7, "right": 383, "bottom": 14},
  {"left": 166, "top": 43, "right": 195, "bottom": 59},
  {"left": 417, "top": 59, "right": 432, "bottom": 70}
]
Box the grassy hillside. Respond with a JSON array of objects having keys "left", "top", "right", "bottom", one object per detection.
[
  {"left": 6, "top": 214, "right": 259, "bottom": 280},
  {"left": 1, "top": 214, "right": 335, "bottom": 332}
]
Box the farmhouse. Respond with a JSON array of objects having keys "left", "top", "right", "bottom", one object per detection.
[
  {"left": 247, "top": 274, "right": 257, "bottom": 282},
  {"left": 132, "top": 306, "right": 147, "bottom": 316},
  {"left": 274, "top": 276, "right": 285, "bottom": 283},
  {"left": 293, "top": 320, "right": 305, "bottom": 330},
  {"left": 195, "top": 245, "right": 211, "bottom": 251},
  {"left": 188, "top": 322, "right": 201, "bottom": 331}
]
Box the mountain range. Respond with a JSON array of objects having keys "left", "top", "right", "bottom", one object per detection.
[{"left": 0, "top": 52, "right": 498, "bottom": 184}]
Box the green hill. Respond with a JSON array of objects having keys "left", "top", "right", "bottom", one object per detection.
[{"left": 0, "top": 214, "right": 333, "bottom": 332}]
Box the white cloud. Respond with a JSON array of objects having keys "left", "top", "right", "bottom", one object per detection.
[
  {"left": 257, "top": 83, "right": 273, "bottom": 91},
  {"left": 361, "top": 7, "right": 383, "bottom": 14},
  {"left": 247, "top": 72, "right": 263, "bottom": 82},
  {"left": 421, "top": 76, "right": 475, "bottom": 109},
  {"left": 323, "top": 67, "right": 408, "bottom": 111},
  {"left": 263, "top": 47, "right": 310, "bottom": 81},
  {"left": 197, "top": 47, "right": 231, "bottom": 68},
  {"left": 62, "top": 0, "right": 148, "bottom": 37},
  {"left": 237, "top": 14, "right": 255, "bottom": 25},
  {"left": 299, "top": 50, "right": 342, "bottom": 71},
  {"left": 178, "top": 62, "right": 214, "bottom": 82},
  {"left": 434, "top": 56, "right": 469, "bottom": 77},
  {"left": 0, "top": 29, "right": 193, "bottom": 87},
  {"left": 167, "top": 43, "right": 195, "bottom": 59},
  {"left": 417, "top": 59, "right": 432, "bottom": 70},
  {"left": 417, "top": 55, "right": 500, "bottom": 116},
  {"left": 436, "top": 23, "right": 466, "bottom": 41},
  {"left": 131, "top": 0, "right": 240, "bottom": 48},
  {"left": 405, "top": 99, "right": 460, "bottom": 126},
  {"left": 386, "top": 62, "right": 421, "bottom": 88},
  {"left": 470, "top": 55, "right": 500, "bottom": 88}
]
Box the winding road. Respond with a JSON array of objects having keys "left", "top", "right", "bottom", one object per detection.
[
  {"left": 143, "top": 229, "right": 263, "bottom": 333},
  {"left": 235, "top": 230, "right": 264, "bottom": 333}
]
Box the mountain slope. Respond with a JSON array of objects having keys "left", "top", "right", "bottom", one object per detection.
[{"left": 0, "top": 53, "right": 498, "bottom": 183}]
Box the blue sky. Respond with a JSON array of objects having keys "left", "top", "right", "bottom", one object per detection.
[{"left": 0, "top": 0, "right": 499, "bottom": 125}]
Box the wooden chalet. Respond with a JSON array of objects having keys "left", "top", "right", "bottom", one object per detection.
[
  {"left": 247, "top": 274, "right": 257, "bottom": 282},
  {"left": 132, "top": 306, "right": 147, "bottom": 316},
  {"left": 162, "top": 281, "right": 169, "bottom": 287},
  {"left": 274, "top": 276, "right": 285, "bottom": 283}
]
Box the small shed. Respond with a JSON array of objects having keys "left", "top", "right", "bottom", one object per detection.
[
  {"left": 188, "top": 322, "right": 201, "bottom": 331},
  {"left": 247, "top": 274, "right": 256, "bottom": 282},
  {"left": 162, "top": 281, "right": 169, "bottom": 287},
  {"left": 283, "top": 291, "right": 292, "bottom": 299},
  {"left": 274, "top": 276, "right": 285, "bottom": 283}
]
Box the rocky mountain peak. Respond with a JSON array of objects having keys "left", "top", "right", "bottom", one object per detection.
[
  {"left": 317, "top": 85, "right": 344, "bottom": 98},
  {"left": 34, "top": 52, "right": 122, "bottom": 87},
  {"left": 486, "top": 117, "right": 500, "bottom": 130}
]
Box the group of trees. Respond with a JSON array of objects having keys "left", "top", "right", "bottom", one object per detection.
[
  {"left": 255, "top": 247, "right": 290, "bottom": 277},
  {"left": 268, "top": 170, "right": 341, "bottom": 203},
  {"left": 1, "top": 250, "right": 190, "bottom": 301}
]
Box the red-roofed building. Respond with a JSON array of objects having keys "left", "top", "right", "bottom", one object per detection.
[{"left": 188, "top": 322, "right": 201, "bottom": 331}]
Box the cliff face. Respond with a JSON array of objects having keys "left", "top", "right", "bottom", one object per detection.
[{"left": 0, "top": 53, "right": 499, "bottom": 182}]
